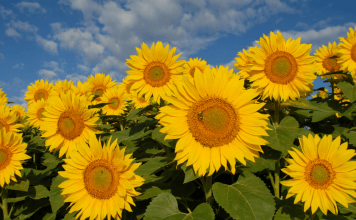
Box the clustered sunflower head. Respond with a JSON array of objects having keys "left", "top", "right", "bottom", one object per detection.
[
  {"left": 88, "top": 73, "right": 117, "bottom": 104},
  {"left": 49, "top": 79, "right": 74, "bottom": 97},
  {"left": 126, "top": 41, "right": 185, "bottom": 104},
  {"left": 233, "top": 46, "right": 257, "bottom": 79},
  {"left": 182, "top": 57, "right": 210, "bottom": 78},
  {"left": 281, "top": 134, "right": 356, "bottom": 215},
  {"left": 0, "top": 105, "right": 23, "bottom": 133},
  {"left": 9, "top": 104, "right": 26, "bottom": 121},
  {"left": 27, "top": 98, "right": 48, "bottom": 128},
  {"left": 157, "top": 66, "right": 269, "bottom": 176},
  {"left": 24, "top": 79, "right": 52, "bottom": 106},
  {"left": 338, "top": 26, "right": 356, "bottom": 79},
  {"left": 100, "top": 87, "right": 127, "bottom": 116},
  {"left": 58, "top": 135, "right": 144, "bottom": 220},
  {"left": 0, "top": 128, "right": 31, "bottom": 187}
]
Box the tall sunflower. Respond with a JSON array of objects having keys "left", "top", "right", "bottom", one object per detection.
[
  {"left": 182, "top": 57, "right": 210, "bottom": 78},
  {"left": 40, "top": 91, "right": 99, "bottom": 158},
  {"left": 58, "top": 135, "right": 144, "bottom": 220},
  {"left": 88, "top": 73, "right": 117, "bottom": 104},
  {"left": 0, "top": 128, "right": 31, "bottom": 187},
  {"left": 315, "top": 42, "right": 346, "bottom": 80},
  {"left": 247, "top": 31, "right": 316, "bottom": 101},
  {"left": 9, "top": 104, "right": 26, "bottom": 121},
  {"left": 156, "top": 66, "right": 269, "bottom": 176},
  {"left": 338, "top": 26, "right": 356, "bottom": 78},
  {"left": 24, "top": 79, "right": 52, "bottom": 105},
  {"left": 27, "top": 99, "right": 48, "bottom": 128},
  {"left": 0, "top": 105, "right": 22, "bottom": 133},
  {"left": 281, "top": 134, "right": 356, "bottom": 215},
  {"left": 126, "top": 41, "right": 185, "bottom": 104},
  {"left": 100, "top": 87, "right": 127, "bottom": 115}
]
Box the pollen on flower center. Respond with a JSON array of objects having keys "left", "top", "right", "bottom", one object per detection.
[
  {"left": 84, "top": 159, "right": 118, "bottom": 199},
  {"left": 58, "top": 111, "right": 85, "bottom": 140},
  {"left": 187, "top": 97, "right": 238, "bottom": 148},
  {"left": 305, "top": 159, "right": 335, "bottom": 189},
  {"left": 0, "top": 148, "right": 12, "bottom": 170},
  {"left": 92, "top": 86, "right": 107, "bottom": 101},
  {"left": 265, "top": 51, "right": 298, "bottom": 84},
  {"left": 109, "top": 98, "right": 120, "bottom": 110},
  {"left": 144, "top": 61, "right": 171, "bottom": 87},
  {"left": 322, "top": 57, "right": 340, "bottom": 72},
  {"left": 35, "top": 90, "right": 48, "bottom": 101}
]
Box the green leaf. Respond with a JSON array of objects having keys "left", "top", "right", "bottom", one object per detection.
[
  {"left": 340, "top": 103, "right": 356, "bottom": 120},
  {"left": 105, "top": 128, "right": 152, "bottom": 145},
  {"left": 6, "top": 177, "right": 29, "bottom": 192},
  {"left": 311, "top": 101, "right": 339, "bottom": 122},
  {"left": 135, "top": 156, "right": 172, "bottom": 180},
  {"left": 171, "top": 171, "right": 196, "bottom": 200},
  {"left": 62, "top": 211, "right": 78, "bottom": 220},
  {"left": 152, "top": 127, "right": 176, "bottom": 148},
  {"left": 12, "top": 198, "right": 49, "bottom": 220},
  {"left": 42, "top": 212, "right": 57, "bottom": 220},
  {"left": 42, "top": 152, "right": 62, "bottom": 172},
  {"left": 162, "top": 203, "right": 215, "bottom": 220},
  {"left": 263, "top": 116, "right": 300, "bottom": 156},
  {"left": 337, "top": 81, "right": 356, "bottom": 102},
  {"left": 212, "top": 172, "right": 275, "bottom": 220},
  {"left": 136, "top": 186, "right": 164, "bottom": 201},
  {"left": 180, "top": 162, "right": 200, "bottom": 184},
  {"left": 49, "top": 175, "right": 66, "bottom": 213},
  {"left": 17, "top": 185, "right": 50, "bottom": 200}
]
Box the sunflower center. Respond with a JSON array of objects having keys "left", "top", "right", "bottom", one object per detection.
[
  {"left": 84, "top": 159, "right": 118, "bottom": 200},
  {"left": 126, "top": 82, "right": 134, "bottom": 95},
  {"left": 351, "top": 44, "right": 356, "bottom": 62},
  {"left": 34, "top": 90, "right": 48, "bottom": 101},
  {"left": 0, "top": 120, "right": 9, "bottom": 132},
  {"left": 143, "top": 61, "right": 171, "bottom": 87},
  {"left": 322, "top": 57, "right": 340, "bottom": 72},
  {"left": 305, "top": 159, "right": 335, "bottom": 189},
  {"left": 187, "top": 97, "right": 238, "bottom": 148},
  {"left": 109, "top": 98, "right": 120, "bottom": 110},
  {"left": 58, "top": 111, "right": 85, "bottom": 140},
  {"left": 0, "top": 148, "right": 12, "bottom": 170},
  {"left": 36, "top": 108, "right": 46, "bottom": 120},
  {"left": 92, "top": 86, "right": 106, "bottom": 101},
  {"left": 265, "top": 51, "right": 298, "bottom": 84}
]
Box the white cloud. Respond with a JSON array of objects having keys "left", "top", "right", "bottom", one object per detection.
[
  {"left": 35, "top": 35, "right": 58, "bottom": 54},
  {"left": 5, "top": 28, "right": 21, "bottom": 37},
  {"left": 0, "top": 6, "right": 15, "bottom": 19},
  {"left": 65, "top": 73, "right": 88, "bottom": 83},
  {"left": 7, "top": 20, "right": 38, "bottom": 33},
  {"left": 38, "top": 69, "right": 57, "bottom": 79},
  {"left": 16, "top": 2, "right": 47, "bottom": 14},
  {"left": 77, "top": 64, "right": 90, "bottom": 72},
  {"left": 13, "top": 63, "right": 24, "bottom": 69},
  {"left": 43, "top": 61, "right": 64, "bottom": 73},
  {"left": 0, "top": 53, "right": 5, "bottom": 60}
]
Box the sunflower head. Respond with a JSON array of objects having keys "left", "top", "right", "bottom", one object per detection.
[
  {"left": 58, "top": 135, "right": 144, "bottom": 220},
  {"left": 88, "top": 73, "right": 117, "bottom": 104},
  {"left": 281, "top": 134, "right": 356, "bottom": 215},
  {"left": 233, "top": 47, "right": 257, "bottom": 79},
  {"left": 0, "top": 88, "right": 8, "bottom": 106},
  {"left": 0, "top": 128, "right": 31, "bottom": 187},
  {"left": 131, "top": 93, "right": 149, "bottom": 109},
  {"left": 100, "top": 87, "right": 127, "bottom": 115},
  {"left": 24, "top": 79, "right": 52, "bottom": 106},
  {"left": 182, "top": 57, "right": 210, "bottom": 78},
  {"left": 49, "top": 79, "right": 74, "bottom": 97},
  {"left": 0, "top": 105, "right": 23, "bottom": 133},
  {"left": 9, "top": 104, "right": 26, "bottom": 121},
  {"left": 338, "top": 26, "right": 356, "bottom": 78},
  {"left": 27, "top": 99, "right": 48, "bottom": 128},
  {"left": 119, "top": 77, "right": 135, "bottom": 99},
  {"left": 72, "top": 80, "right": 94, "bottom": 101}
]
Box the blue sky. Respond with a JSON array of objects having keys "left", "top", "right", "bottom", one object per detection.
[{"left": 1, "top": 0, "right": 355, "bottom": 106}]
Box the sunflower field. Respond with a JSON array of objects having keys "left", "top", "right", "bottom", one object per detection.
[{"left": 0, "top": 26, "right": 356, "bottom": 220}]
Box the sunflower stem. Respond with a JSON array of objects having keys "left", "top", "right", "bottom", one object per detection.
[
  {"left": 1, "top": 187, "right": 9, "bottom": 219},
  {"left": 331, "top": 81, "right": 335, "bottom": 100},
  {"left": 201, "top": 175, "right": 214, "bottom": 205},
  {"left": 274, "top": 101, "right": 280, "bottom": 125},
  {"left": 274, "top": 159, "right": 280, "bottom": 199}
]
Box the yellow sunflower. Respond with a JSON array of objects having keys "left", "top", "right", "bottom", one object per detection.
[
  {"left": 312, "top": 89, "right": 329, "bottom": 99},
  {"left": 88, "top": 73, "right": 117, "bottom": 104},
  {"left": 0, "top": 128, "right": 31, "bottom": 187},
  {"left": 58, "top": 135, "right": 144, "bottom": 220},
  {"left": 233, "top": 46, "right": 257, "bottom": 79},
  {"left": 247, "top": 31, "right": 316, "bottom": 101},
  {"left": 131, "top": 93, "right": 149, "bottom": 109},
  {"left": 27, "top": 99, "right": 48, "bottom": 128},
  {"left": 0, "top": 88, "right": 7, "bottom": 106},
  {"left": 156, "top": 66, "right": 269, "bottom": 176},
  {"left": 40, "top": 91, "right": 99, "bottom": 158},
  {"left": 182, "top": 57, "right": 210, "bottom": 78},
  {"left": 100, "top": 87, "right": 127, "bottom": 116},
  {"left": 9, "top": 104, "right": 26, "bottom": 121},
  {"left": 24, "top": 79, "right": 53, "bottom": 105},
  {"left": 281, "top": 134, "right": 356, "bottom": 215},
  {"left": 314, "top": 42, "right": 346, "bottom": 80},
  {"left": 338, "top": 26, "right": 356, "bottom": 78},
  {"left": 0, "top": 105, "right": 22, "bottom": 133},
  {"left": 72, "top": 80, "right": 93, "bottom": 100},
  {"left": 49, "top": 79, "right": 74, "bottom": 97},
  {"left": 126, "top": 41, "right": 185, "bottom": 104},
  {"left": 119, "top": 77, "right": 135, "bottom": 99}
]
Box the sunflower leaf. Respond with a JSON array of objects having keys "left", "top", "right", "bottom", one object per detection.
[
  {"left": 180, "top": 162, "right": 200, "bottom": 184},
  {"left": 337, "top": 81, "right": 356, "bottom": 102},
  {"left": 135, "top": 156, "right": 172, "bottom": 180},
  {"left": 49, "top": 175, "right": 66, "bottom": 213},
  {"left": 212, "top": 172, "right": 275, "bottom": 220},
  {"left": 6, "top": 177, "right": 30, "bottom": 192}
]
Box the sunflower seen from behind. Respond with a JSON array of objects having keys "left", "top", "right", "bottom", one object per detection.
[
  {"left": 59, "top": 135, "right": 144, "bottom": 220},
  {"left": 281, "top": 134, "right": 356, "bottom": 215},
  {"left": 40, "top": 91, "right": 99, "bottom": 158},
  {"left": 24, "top": 79, "right": 52, "bottom": 106},
  {"left": 338, "top": 26, "right": 356, "bottom": 79},
  {"left": 100, "top": 87, "right": 127, "bottom": 116},
  {"left": 126, "top": 41, "right": 185, "bottom": 104},
  {"left": 247, "top": 31, "right": 316, "bottom": 101},
  {"left": 0, "top": 128, "right": 31, "bottom": 187},
  {"left": 156, "top": 66, "right": 269, "bottom": 176}
]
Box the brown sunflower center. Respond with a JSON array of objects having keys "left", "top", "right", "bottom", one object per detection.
[
  {"left": 305, "top": 159, "right": 335, "bottom": 189},
  {"left": 0, "top": 147, "right": 12, "bottom": 170},
  {"left": 84, "top": 159, "right": 118, "bottom": 199},
  {"left": 351, "top": 44, "right": 356, "bottom": 62},
  {"left": 189, "top": 67, "right": 203, "bottom": 77},
  {"left": 36, "top": 108, "right": 46, "bottom": 120},
  {"left": 126, "top": 82, "right": 134, "bottom": 95},
  {"left": 265, "top": 51, "right": 298, "bottom": 84},
  {"left": 34, "top": 90, "right": 48, "bottom": 101},
  {"left": 322, "top": 57, "right": 340, "bottom": 72},
  {"left": 58, "top": 111, "right": 85, "bottom": 140},
  {"left": 0, "top": 119, "right": 9, "bottom": 132},
  {"left": 109, "top": 98, "right": 120, "bottom": 110},
  {"left": 92, "top": 86, "right": 106, "bottom": 101},
  {"left": 143, "top": 61, "right": 171, "bottom": 87},
  {"left": 187, "top": 97, "right": 238, "bottom": 148}
]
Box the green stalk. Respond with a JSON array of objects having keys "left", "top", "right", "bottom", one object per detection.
[
  {"left": 1, "top": 187, "right": 9, "bottom": 219},
  {"left": 274, "top": 100, "right": 280, "bottom": 199},
  {"left": 274, "top": 101, "right": 280, "bottom": 125},
  {"left": 331, "top": 81, "right": 335, "bottom": 100},
  {"left": 200, "top": 175, "right": 214, "bottom": 205}
]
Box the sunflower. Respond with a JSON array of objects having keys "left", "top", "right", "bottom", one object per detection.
[
  {"left": 0, "top": 128, "right": 31, "bottom": 187},
  {"left": 281, "top": 134, "right": 356, "bottom": 215},
  {"left": 49, "top": 79, "right": 74, "bottom": 97},
  {"left": 58, "top": 135, "right": 144, "bottom": 220},
  {"left": 9, "top": 104, "right": 26, "bottom": 121},
  {"left": 131, "top": 93, "right": 149, "bottom": 109},
  {"left": 126, "top": 41, "right": 185, "bottom": 104},
  {"left": 182, "top": 57, "right": 210, "bottom": 78},
  {"left": 0, "top": 105, "right": 22, "bottom": 133},
  {"left": 338, "top": 26, "right": 356, "bottom": 78},
  {"left": 88, "top": 73, "right": 117, "bottom": 104},
  {"left": 27, "top": 99, "right": 48, "bottom": 128},
  {"left": 72, "top": 80, "right": 93, "bottom": 101},
  {"left": 100, "top": 87, "right": 127, "bottom": 115},
  {"left": 312, "top": 89, "right": 329, "bottom": 99},
  {"left": 246, "top": 31, "right": 316, "bottom": 101},
  {"left": 0, "top": 88, "right": 7, "bottom": 106},
  {"left": 119, "top": 77, "right": 135, "bottom": 99},
  {"left": 233, "top": 46, "right": 257, "bottom": 79},
  {"left": 40, "top": 91, "right": 99, "bottom": 158},
  {"left": 314, "top": 42, "right": 346, "bottom": 80},
  {"left": 156, "top": 66, "right": 269, "bottom": 176},
  {"left": 24, "top": 79, "right": 52, "bottom": 106}
]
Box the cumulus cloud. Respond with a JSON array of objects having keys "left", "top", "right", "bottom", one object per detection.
[
  {"left": 35, "top": 35, "right": 58, "bottom": 54},
  {"left": 0, "top": 6, "right": 15, "bottom": 19},
  {"left": 77, "top": 64, "right": 90, "bottom": 72},
  {"left": 65, "top": 73, "right": 88, "bottom": 83},
  {"left": 5, "top": 28, "right": 21, "bottom": 37},
  {"left": 43, "top": 61, "right": 64, "bottom": 73},
  {"left": 16, "top": 2, "right": 47, "bottom": 14},
  {"left": 38, "top": 69, "right": 57, "bottom": 79}
]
